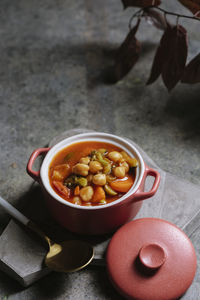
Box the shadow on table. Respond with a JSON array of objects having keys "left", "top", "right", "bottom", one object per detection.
[
  {"left": 89, "top": 265, "right": 126, "bottom": 300},
  {"left": 0, "top": 270, "right": 68, "bottom": 299},
  {"left": 82, "top": 41, "right": 156, "bottom": 88},
  {"left": 5, "top": 39, "right": 156, "bottom": 90},
  {"left": 165, "top": 90, "right": 200, "bottom": 139}
]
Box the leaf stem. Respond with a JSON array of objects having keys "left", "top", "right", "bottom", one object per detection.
[
  {"left": 155, "top": 6, "right": 200, "bottom": 21},
  {"left": 129, "top": 5, "right": 200, "bottom": 29},
  {"left": 129, "top": 8, "right": 143, "bottom": 29}
]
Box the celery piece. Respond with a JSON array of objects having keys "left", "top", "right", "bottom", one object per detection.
[
  {"left": 96, "top": 152, "right": 109, "bottom": 167},
  {"left": 104, "top": 184, "right": 117, "bottom": 196},
  {"left": 121, "top": 151, "right": 138, "bottom": 167},
  {"left": 99, "top": 199, "right": 107, "bottom": 204},
  {"left": 97, "top": 148, "right": 107, "bottom": 155},
  {"left": 106, "top": 175, "right": 116, "bottom": 182},
  {"left": 77, "top": 177, "right": 88, "bottom": 187},
  {"left": 63, "top": 152, "right": 74, "bottom": 162}
]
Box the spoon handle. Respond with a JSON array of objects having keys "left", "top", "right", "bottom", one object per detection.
[
  {"left": 0, "top": 195, "right": 50, "bottom": 245},
  {"left": 0, "top": 195, "right": 29, "bottom": 226},
  {"left": 27, "top": 220, "right": 51, "bottom": 245}
]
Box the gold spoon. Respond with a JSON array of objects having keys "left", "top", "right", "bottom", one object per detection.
[{"left": 0, "top": 195, "right": 94, "bottom": 272}]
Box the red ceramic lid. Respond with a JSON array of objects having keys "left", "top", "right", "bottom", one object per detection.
[{"left": 106, "top": 218, "right": 197, "bottom": 300}]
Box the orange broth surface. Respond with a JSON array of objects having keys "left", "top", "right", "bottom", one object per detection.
[{"left": 49, "top": 141, "right": 136, "bottom": 206}]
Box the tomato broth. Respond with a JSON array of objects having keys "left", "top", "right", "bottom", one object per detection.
[{"left": 49, "top": 141, "right": 137, "bottom": 206}]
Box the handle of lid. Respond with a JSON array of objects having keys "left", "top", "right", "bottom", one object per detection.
[
  {"left": 133, "top": 164, "right": 160, "bottom": 202},
  {"left": 139, "top": 243, "right": 166, "bottom": 270}
]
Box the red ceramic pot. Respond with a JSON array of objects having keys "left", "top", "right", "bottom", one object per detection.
[{"left": 26, "top": 132, "right": 160, "bottom": 235}]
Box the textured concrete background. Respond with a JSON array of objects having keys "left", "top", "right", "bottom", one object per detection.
[{"left": 0, "top": 0, "right": 200, "bottom": 299}]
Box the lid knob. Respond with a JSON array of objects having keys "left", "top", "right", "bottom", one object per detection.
[{"left": 139, "top": 243, "right": 166, "bottom": 270}]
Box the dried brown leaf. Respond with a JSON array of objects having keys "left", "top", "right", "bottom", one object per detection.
[
  {"left": 162, "top": 25, "right": 188, "bottom": 91},
  {"left": 147, "top": 25, "right": 188, "bottom": 91},
  {"left": 147, "top": 24, "right": 172, "bottom": 85},
  {"left": 178, "top": 0, "right": 200, "bottom": 17},
  {"left": 112, "top": 19, "right": 141, "bottom": 82},
  {"left": 181, "top": 53, "right": 200, "bottom": 83},
  {"left": 122, "top": 0, "right": 161, "bottom": 9}
]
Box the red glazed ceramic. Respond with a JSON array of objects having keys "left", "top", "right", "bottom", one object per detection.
[
  {"left": 106, "top": 218, "right": 197, "bottom": 300},
  {"left": 26, "top": 132, "right": 160, "bottom": 235}
]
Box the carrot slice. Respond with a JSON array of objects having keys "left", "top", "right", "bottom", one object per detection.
[
  {"left": 74, "top": 185, "right": 80, "bottom": 196},
  {"left": 92, "top": 186, "right": 106, "bottom": 203},
  {"left": 52, "top": 181, "right": 70, "bottom": 198},
  {"left": 109, "top": 176, "right": 134, "bottom": 193}
]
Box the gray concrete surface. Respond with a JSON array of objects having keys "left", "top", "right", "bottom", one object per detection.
[{"left": 0, "top": 0, "right": 199, "bottom": 299}]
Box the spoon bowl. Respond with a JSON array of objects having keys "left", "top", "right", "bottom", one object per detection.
[{"left": 45, "top": 240, "right": 94, "bottom": 272}]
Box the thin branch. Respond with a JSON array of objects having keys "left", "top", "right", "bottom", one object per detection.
[
  {"left": 129, "top": 5, "right": 200, "bottom": 29},
  {"left": 156, "top": 6, "right": 200, "bottom": 21},
  {"left": 129, "top": 8, "right": 143, "bottom": 29}
]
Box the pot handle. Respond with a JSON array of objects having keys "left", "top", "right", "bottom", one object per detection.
[
  {"left": 27, "top": 148, "right": 50, "bottom": 182},
  {"left": 133, "top": 165, "right": 160, "bottom": 202}
]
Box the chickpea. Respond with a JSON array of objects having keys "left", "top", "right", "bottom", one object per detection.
[
  {"left": 72, "top": 196, "right": 82, "bottom": 205},
  {"left": 87, "top": 174, "right": 93, "bottom": 183},
  {"left": 79, "top": 156, "right": 90, "bottom": 165},
  {"left": 89, "top": 161, "right": 103, "bottom": 174},
  {"left": 108, "top": 151, "right": 123, "bottom": 163},
  {"left": 72, "top": 163, "right": 89, "bottom": 176},
  {"left": 80, "top": 186, "right": 94, "bottom": 202},
  {"left": 113, "top": 166, "right": 126, "bottom": 178},
  {"left": 120, "top": 161, "right": 129, "bottom": 172},
  {"left": 92, "top": 173, "right": 106, "bottom": 186}
]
